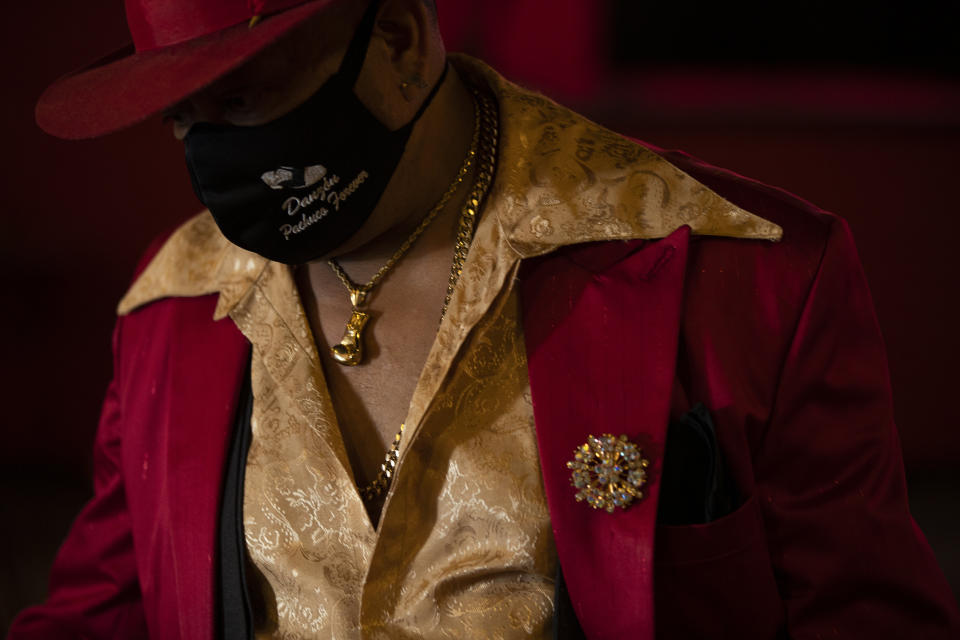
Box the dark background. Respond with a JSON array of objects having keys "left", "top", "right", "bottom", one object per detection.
[{"left": 2, "top": 0, "right": 958, "bottom": 631}]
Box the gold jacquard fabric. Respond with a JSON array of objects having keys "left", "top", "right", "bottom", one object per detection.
[
  {"left": 226, "top": 232, "right": 555, "bottom": 638},
  {"left": 116, "top": 54, "right": 784, "bottom": 640}
]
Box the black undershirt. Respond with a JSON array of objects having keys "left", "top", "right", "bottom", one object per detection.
[{"left": 218, "top": 361, "right": 255, "bottom": 640}]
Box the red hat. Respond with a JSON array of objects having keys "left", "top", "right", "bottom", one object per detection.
[{"left": 36, "top": 0, "right": 343, "bottom": 140}]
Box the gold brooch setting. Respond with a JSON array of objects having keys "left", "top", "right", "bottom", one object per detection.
[{"left": 566, "top": 434, "right": 651, "bottom": 513}]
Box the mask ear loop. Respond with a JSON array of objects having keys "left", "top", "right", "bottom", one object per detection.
[
  {"left": 406, "top": 62, "right": 448, "bottom": 124},
  {"left": 336, "top": 0, "right": 384, "bottom": 89},
  {"left": 336, "top": 0, "right": 448, "bottom": 132}
]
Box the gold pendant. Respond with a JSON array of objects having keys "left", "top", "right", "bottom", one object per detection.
[{"left": 331, "top": 308, "right": 370, "bottom": 366}]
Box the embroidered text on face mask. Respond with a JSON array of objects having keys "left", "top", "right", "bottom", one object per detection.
[{"left": 278, "top": 170, "right": 370, "bottom": 240}]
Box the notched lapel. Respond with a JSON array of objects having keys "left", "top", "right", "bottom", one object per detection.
[
  {"left": 561, "top": 237, "right": 676, "bottom": 281},
  {"left": 521, "top": 226, "right": 691, "bottom": 640}
]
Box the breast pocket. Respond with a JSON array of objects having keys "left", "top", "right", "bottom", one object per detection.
[{"left": 653, "top": 494, "right": 787, "bottom": 639}]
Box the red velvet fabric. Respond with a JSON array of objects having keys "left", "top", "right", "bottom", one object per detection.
[
  {"left": 521, "top": 149, "right": 960, "bottom": 638},
  {"left": 9, "top": 292, "right": 250, "bottom": 640},
  {"left": 9, "top": 152, "right": 960, "bottom": 638},
  {"left": 521, "top": 228, "right": 691, "bottom": 640}
]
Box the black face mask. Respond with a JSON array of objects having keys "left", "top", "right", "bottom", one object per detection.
[{"left": 184, "top": 0, "right": 446, "bottom": 264}]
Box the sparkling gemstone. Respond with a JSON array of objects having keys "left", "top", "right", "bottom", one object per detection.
[{"left": 568, "top": 435, "right": 649, "bottom": 511}]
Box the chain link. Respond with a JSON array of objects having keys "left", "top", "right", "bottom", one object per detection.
[{"left": 441, "top": 88, "right": 498, "bottom": 319}]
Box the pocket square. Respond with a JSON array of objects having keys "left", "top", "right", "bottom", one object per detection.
[{"left": 657, "top": 403, "right": 739, "bottom": 526}]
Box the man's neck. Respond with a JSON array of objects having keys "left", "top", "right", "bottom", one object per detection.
[
  {"left": 316, "top": 63, "right": 478, "bottom": 278},
  {"left": 292, "top": 64, "right": 483, "bottom": 512}
]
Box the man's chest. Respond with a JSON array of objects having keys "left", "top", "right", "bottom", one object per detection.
[
  {"left": 294, "top": 249, "right": 461, "bottom": 489},
  {"left": 238, "top": 282, "right": 557, "bottom": 638}
]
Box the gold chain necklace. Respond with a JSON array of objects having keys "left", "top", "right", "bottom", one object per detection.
[
  {"left": 344, "top": 86, "right": 498, "bottom": 501},
  {"left": 328, "top": 95, "right": 478, "bottom": 366}
]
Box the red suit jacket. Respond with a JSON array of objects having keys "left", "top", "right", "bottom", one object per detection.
[{"left": 10, "top": 149, "right": 960, "bottom": 639}]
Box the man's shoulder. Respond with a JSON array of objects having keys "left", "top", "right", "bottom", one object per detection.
[{"left": 117, "top": 211, "right": 264, "bottom": 317}]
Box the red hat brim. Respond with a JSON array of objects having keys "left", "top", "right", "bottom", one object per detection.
[{"left": 36, "top": 0, "right": 337, "bottom": 140}]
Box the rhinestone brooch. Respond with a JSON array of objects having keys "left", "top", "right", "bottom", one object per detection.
[{"left": 566, "top": 434, "right": 651, "bottom": 513}]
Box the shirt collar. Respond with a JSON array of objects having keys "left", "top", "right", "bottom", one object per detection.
[
  {"left": 453, "top": 54, "right": 781, "bottom": 260},
  {"left": 118, "top": 55, "right": 781, "bottom": 318}
]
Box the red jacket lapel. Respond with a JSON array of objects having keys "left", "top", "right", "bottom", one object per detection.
[
  {"left": 119, "top": 295, "right": 250, "bottom": 640},
  {"left": 521, "top": 226, "right": 691, "bottom": 640}
]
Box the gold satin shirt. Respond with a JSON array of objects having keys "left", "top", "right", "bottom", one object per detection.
[{"left": 118, "top": 55, "right": 781, "bottom": 640}]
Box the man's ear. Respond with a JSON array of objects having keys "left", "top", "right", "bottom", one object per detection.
[{"left": 372, "top": 0, "right": 433, "bottom": 82}]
